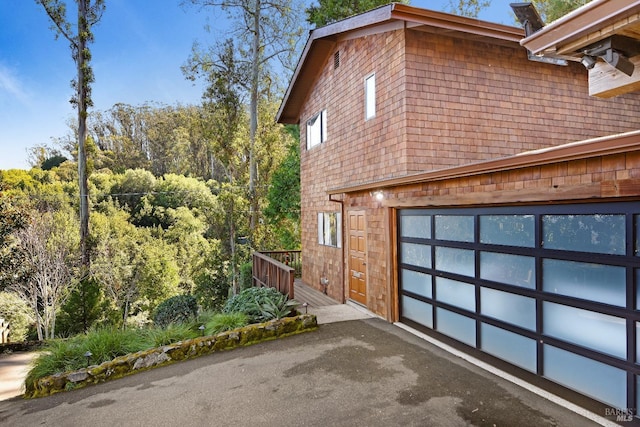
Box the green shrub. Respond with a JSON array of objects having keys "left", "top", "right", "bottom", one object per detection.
[
  {"left": 140, "top": 323, "right": 199, "bottom": 348},
  {"left": 26, "top": 339, "right": 86, "bottom": 386},
  {"left": 0, "top": 291, "right": 33, "bottom": 342},
  {"left": 206, "top": 312, "right": 248, "bottom": 335},
  {"left": 83, "top": 327, "right": 147, "bottom": 364},
  {"left": 25, "top": 327, "right": 146, "bottom": 385},
  {"left": 239, "top": 262, "right": 253, "bottom": 291},
  {"left": 153, "top": 294, "right": 198, "bottom": 328},
  {"left": 223, "top": 287, "right": 299, "bottom": 323}
]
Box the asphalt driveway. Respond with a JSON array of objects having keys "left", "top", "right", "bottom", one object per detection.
[{"left": 0, "top": 318, "right": 609, "bottom": 426}]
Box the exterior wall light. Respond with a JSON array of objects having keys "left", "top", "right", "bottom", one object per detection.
[{"left": 371, "top": 190, "right": 384, "bottom": 201}]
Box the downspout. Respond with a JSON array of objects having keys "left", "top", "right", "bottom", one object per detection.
[{"left": 329, "top": 194, "right": 345, "bottom": 303}]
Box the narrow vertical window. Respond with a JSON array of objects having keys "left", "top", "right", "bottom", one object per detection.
[
  {"left": 318, "top": 212, "right": 342, "bottom": 248},
  {"left": 365, "top": 73, "right": 376, "bottom": 120},
  {"left": 306, "top": 109, "right": 327, "bottom": 149}
]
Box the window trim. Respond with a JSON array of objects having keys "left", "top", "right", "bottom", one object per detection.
[
  {"left": 318, "top": 211, "right": 342, "bottom": 248},
  {"left": 365, "top": 73, "right": 376, "bottom": 120}
]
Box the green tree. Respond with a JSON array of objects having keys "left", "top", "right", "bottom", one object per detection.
[
  {"left": 36, "top": 0, "right": 106, "bottom": 272},
  {"left": 56, "top": 277, "right": 104, "bottom": 335},
  {"left": 532, "top": 0, "right": 589, "bottom": 22},
  {"left": 306, "top": 0, "right": 402, "bottom": 26},
  {"left": 446, "top": 0, "right": 490, "bottom": 18},
  {"left": 264, "top": 134, "right": 300, "bottom": 249},
  {"left": 0, "top": 292, "right": 34, "bottom": 342},
  {"left": 184, "top": 0, "right": 304, "bottom": 242},
  {"left": 90, "top": 206, "right": 142, "bottom": 326},
  {"left": 134, "top": 236, "right": 181, "bottom": 314},
  {"left": 193, "top": 240, "right": 230, "bottom": 311},
  {"left": 0, "top": 186, "right": 30, "bottom": 291}
]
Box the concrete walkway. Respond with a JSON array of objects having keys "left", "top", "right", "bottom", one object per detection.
[{"left": 0, "top": 351, "right": 36, "bottom": 401}]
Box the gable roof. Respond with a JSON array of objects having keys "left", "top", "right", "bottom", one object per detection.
[{"left": 276, "top": 3, "right": 524, "bottom": 124}]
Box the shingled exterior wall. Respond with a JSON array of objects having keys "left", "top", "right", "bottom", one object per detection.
[
  {"left": 343, "top": 148, "right": 640, "bottom": 319},
  {"left": 299, "top": 26, "right": 640, "bottom": 312}
]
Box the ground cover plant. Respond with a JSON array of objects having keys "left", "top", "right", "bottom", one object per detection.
[
  {"left": 223, "top": 286, "right": 300, "bottom": 323},
  {"left": 26, "top": 289, "right": 299, "bottom": 384}
]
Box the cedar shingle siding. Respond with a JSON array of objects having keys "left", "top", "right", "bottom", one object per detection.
[{"left": 299, "top": 25, "right": 640, "bottom": 307}]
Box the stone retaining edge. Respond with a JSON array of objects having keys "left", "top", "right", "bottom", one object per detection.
[{"left": 25, "top": 314, "right": 318, "bottom": 398}]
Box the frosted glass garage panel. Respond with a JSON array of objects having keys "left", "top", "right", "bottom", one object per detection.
[
  {"left": 544, "top": 345, "right": 626, "bottom": 408},
  {"left": 480, "top": 288, "right": 535, "bottom": 330},
  {"left": 543, "top": 214, "right": 625, "bottom": 255},
  {"left": 402, "top": 269, "right": 432, "bottom": 299},
  {"left": 402, "top": 295, "right": 433, "bottom": 328},
  {"left": 637, "top": 322, "right": 640, "bottom": 364},
  {"left": 401, "top": 243, "right": 431, "bottom": 268},
  {"left": 636, "top": 215, "right": 640, "bottom": 256},
  {"left": 480, "top": 252, "right": 535, "bottom": 289},
  {"left": 435, "top": 215, "right": 474, "bottom": 242},
  {"left": 481, "top": 323, "right": 536, "bottom": 372},
  {"left": 401, "top": 215, "right": 431, "bottom": 239},
  {"left": 436, "top": 308, "right": 476, "bottom": 347},
  {"left": 543, "top": 302, "right": 626, "bottom": 359},
  {"left": 637, "top": 270, "right": 640, "bottom": 311},
  {"left": 436, "top": 277, "right": 475, "bottom": 312},
  {"left": 543, "top": 259, "right": 625, "bottom": 307},
  {"left": 435, "top": 247, "right": 474, "bottom": 277},
  {"left": 479, "top": 214, "right": 534, "bottom": 247}
]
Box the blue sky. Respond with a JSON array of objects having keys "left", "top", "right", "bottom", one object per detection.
[{"left": 0, "top": 0, "right": 515, "bottom": 170}]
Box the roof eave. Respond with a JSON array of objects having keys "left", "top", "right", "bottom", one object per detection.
[{"left": 521, "top": 0, "right": 640, "bottom": 57}]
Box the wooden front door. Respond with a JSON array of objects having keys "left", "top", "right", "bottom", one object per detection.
[{"left": 348, "top": 210, "right": 367, "bottom": 305}]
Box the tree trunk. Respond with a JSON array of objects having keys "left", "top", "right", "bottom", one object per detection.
[
  {"left": 78, "top": 0, "right": 90, "bottom": 272},
  {"left": 248, "top": 0, "right": 261, "bottom": 236}
]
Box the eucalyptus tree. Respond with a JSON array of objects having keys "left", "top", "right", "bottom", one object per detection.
[
  {"left": 446, "top": 0, "right": 489, "bottom": 18},
  {"left": 532, "top": 0, "right": 589, "bottom": 22},
  {"left": 306, "top": 0, "right": 402, "bottom": 26},
  {"left": 36, "top": 0, "right": 105, "bottom": 272},
  {"left": 183, "top": 0, "right": 304, "bottom": 240},
  {"left": 442, "top": 0, "right": 588, "bottom": 21}
]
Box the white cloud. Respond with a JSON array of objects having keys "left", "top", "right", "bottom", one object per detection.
[{"left": 0, "top": 63, "right": 30, "bottom": 105}]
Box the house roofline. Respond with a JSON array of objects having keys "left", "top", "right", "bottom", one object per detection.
[
  {"left": 277, "top": 3, "right": 524, "bottom": 124},
  {"left": 521, "top": 0, "right": 640, "bottom": 57},
  {"left": 328, "top": 130, "right": 640, "bottom": 195}
]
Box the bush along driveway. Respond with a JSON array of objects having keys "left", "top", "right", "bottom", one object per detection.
[{"left": 25, "top": 314, "right": 318, "bottom": 398}]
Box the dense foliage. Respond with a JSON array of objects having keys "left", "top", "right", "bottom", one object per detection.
[
  {"left": 0, "top": 99, "right": 300, "bottom": 338},
  {"left": 153, "top": 295, "right": 199, "bottom": 329}
]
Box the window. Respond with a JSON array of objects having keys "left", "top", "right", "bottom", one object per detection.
[
  {"left": 306, "top": 110, "right": 327, "bottom": 149},
  {"left": 318, "top": 212, "right": 341, "bottom": 247},
  {"left": 365, "top": 73, "right": 376, "bottom": 120}
]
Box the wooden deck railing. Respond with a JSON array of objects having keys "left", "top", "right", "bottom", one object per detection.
[
  {"left": 252, "top": 251, "right": 296, "bottom": 299},
  {"left": 259, "top": 250, "right": 301, "bottom": 277}
]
